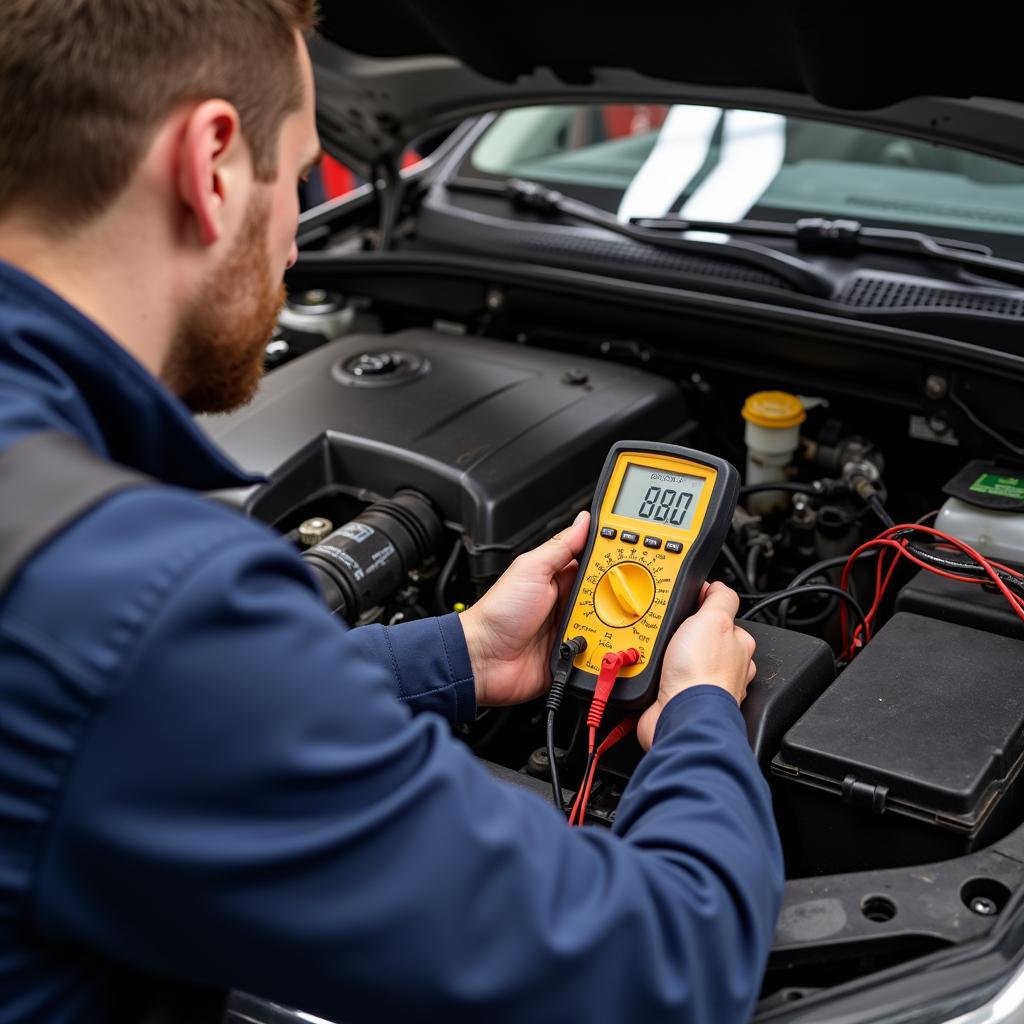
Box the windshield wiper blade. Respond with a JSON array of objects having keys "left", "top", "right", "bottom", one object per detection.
[
  {"left": 634, "top": 214, "right": 1024, "bottom": 290},
  {"left": 445, "top": 178, "right": 834, "bottom": 298}
]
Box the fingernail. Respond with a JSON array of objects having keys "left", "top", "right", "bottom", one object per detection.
[{"left": 574, "top": 510, "right": 587, "bottom": 524}]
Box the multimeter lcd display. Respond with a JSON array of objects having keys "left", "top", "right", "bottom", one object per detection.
[{"left": 612, "top": 464, "right": 707, "bottom": 530}]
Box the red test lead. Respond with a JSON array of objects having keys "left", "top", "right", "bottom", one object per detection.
[
  {"left": 586, "top": 648, "right": 641, "bottom": 734},
  {"left": 569, "top": 649, "right": 641, "bottom": 826}
]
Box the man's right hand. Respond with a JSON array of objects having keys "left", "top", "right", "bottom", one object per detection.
[{"left": 637, "top": 581, "right": 756, "bottom": 749}]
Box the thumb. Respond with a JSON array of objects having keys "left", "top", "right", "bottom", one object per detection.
[
  {"left": 522, "top": 510, "right": 590, "bottom": 576},
  {"left": 636, "top": 703, "right": 657, "bottom": 751},
  {"left": 555, "top": 559, "right": 580, "bottom": 609}
]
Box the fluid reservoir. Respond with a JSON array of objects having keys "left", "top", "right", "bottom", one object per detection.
[
  {"left": 936, "top": 462, "right": 1024, "bottom": 564},
  {"left": 742, "top": 390, "right": 806, "bottom": 512},
  {"left": 937, "top": 499, "right": 1024, "bottom": 563},
  {"left": 278, "top": 289, "right": 354, "bottom": 340}
]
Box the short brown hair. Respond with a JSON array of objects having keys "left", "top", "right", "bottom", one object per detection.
[{"left": 0, "top": 0, "right": 317, "bottom": 227}]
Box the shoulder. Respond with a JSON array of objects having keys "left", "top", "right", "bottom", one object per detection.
[{"left": 0, "top": 483, "right": 313, "bottom": 692}]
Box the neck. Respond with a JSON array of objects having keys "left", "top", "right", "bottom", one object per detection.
[{"left": 0, "top": 209, "right": 180, "bottom": 381}]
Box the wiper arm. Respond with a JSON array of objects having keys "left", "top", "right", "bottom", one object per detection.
[
  {"left": 449, "top": 176, "right": 1024, "bottom": 292},
  {"left": 634, "top": 214, "right": 1024, "bottom": 290},
  {"left": 445, "top": 178, "right": 833, "bottom": 298}
]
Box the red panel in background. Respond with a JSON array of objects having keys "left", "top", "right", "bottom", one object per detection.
[
  {"left": 601, "top": 105, "right": 669, "bottom": 139},
  {"left": 320, "top": 151, "right": 422, "bottom": 200},
  {"left": 320, "top": 155, "right": 356, "bottom": 198}
]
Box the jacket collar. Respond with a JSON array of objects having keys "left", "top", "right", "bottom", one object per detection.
[{"left": 0, "top": 260, "right": 264, "bottom": 491}]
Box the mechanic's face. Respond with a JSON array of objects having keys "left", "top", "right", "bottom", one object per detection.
[
  {"left": 166, "top": 32, "right": 321, "bottom": 414},
  {"left": 165, "top": 194, "right": 284, "bottom": 413}
]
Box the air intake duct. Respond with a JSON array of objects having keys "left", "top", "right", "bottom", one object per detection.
[{"left": 301, "top": 489, "right": 443, "bottom": 621}]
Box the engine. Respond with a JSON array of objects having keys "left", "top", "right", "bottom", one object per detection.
[{"left": 202, "top": 324, "right": 1024, "bottom": 884}]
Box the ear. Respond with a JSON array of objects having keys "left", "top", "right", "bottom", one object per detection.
[{"left": 176, "top": 100, "right": 247, "bottom": 247}]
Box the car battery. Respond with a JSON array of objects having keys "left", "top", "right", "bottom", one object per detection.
[
  {"left": 772, "top": 613, "right": 1024, "bottom": 875},
  {"left": 896, "top": 568, "right": 1024, "bottom": 641}
]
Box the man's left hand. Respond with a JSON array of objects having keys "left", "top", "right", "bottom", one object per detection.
[{"left": 460, "top": 511, "right": 589, "bottom": 707}]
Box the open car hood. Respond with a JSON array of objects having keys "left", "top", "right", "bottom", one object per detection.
[{"left": 313, "top": 1, "right": 1024, "bottom": 172}]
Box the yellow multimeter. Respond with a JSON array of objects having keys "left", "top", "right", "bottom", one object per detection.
[{"left": 551, "top": 441, "right": 740, "bottom": 710}]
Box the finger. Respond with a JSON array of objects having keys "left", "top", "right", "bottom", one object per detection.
[
  {"left": 636, "top": 705, "right": 656, "bottom": 752},
  {"left": 735, "top": 625, "right": 756, "bottom": 659},
  {"left": 698, "top": 580, "right": 740, "bottom": 621},
  {"left": 746, "top": 659, "right": 757, "bottom": 684},
  {"left": 697, "top": 580, "right": 712, "bottom": 604},
  {"left": 520, "top": 510, "right": 590, "bottom": 577}
]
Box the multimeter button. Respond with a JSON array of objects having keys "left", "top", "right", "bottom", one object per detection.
[
  {"left": 621, "top": 531, "right": 639, "bottom": 545},
  {"left": 600, "top": 526, "right": 617, "bottom": 539},
  {"left": 665, "top": 541, "right": 683, "bottom": 554},
  {"left": 643, "top": 536, "right": 662, "bottom": 549}
]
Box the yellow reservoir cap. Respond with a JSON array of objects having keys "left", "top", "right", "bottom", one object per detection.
[{"left": 742, "top": 391, "right": 806, "bottom": 430}]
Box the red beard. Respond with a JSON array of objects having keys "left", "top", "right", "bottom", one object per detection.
[{"left": 163, "top": 196, "right": 285, "bottom": 414}]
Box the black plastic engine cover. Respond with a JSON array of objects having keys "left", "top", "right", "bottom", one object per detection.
[
  {"left": 740, "top": 620, "right": 835, "bottom": 772},
  {"left": 201, "top": 329, "right": 691, "bottom": 581}
]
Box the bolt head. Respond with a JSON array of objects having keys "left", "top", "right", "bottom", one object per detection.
[
  {"left": 971, "top": 896, "right": 998, "bottom": 916},
  {"left": 298, "top": 517, "right": 334, "bottom": 546}
]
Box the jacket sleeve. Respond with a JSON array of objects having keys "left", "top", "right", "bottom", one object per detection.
[
  {"left": 32, "top": 531, "right": 784, "bottom": 1024},
  {"left": 346, "top": 614, "right": 478, "bottom": 724}
]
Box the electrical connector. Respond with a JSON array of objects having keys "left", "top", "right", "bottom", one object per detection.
[
  {"left": 547, "top": 635, "right": 586, "bottom": 716},
  {"left": 546, "top": 636, "right": 586, "bottom": 812},
  {"left": 586, "top": 648, "right": 640, "bottom": 733}
]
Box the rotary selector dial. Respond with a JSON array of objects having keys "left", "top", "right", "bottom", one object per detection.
[{"left": 593, "top": 561, "right": 656, "bottom": 627}]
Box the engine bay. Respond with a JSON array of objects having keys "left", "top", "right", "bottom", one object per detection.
[{"left": 203, "top": 277, "right": 1024, "bottom": 1010}]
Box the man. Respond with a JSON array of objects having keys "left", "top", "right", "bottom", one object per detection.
[{"left": 0, "top": 3, "right": 783, "bottom": 1022}]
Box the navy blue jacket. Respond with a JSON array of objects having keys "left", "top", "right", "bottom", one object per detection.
[{"left": 0, "top": 260, "right": 783, "bottom": 1024}]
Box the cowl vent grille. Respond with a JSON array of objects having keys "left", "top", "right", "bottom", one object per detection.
[
  {"left": 499, "top": 229, "right": 792, "bottom": 289},
  {"left": 838, "top": 276, "right": 1024, "bottom": 319}
]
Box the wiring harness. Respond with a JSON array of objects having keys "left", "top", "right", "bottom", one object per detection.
[
  {"left": 737, "top": 518, "right": 1024, "bottom": 664},
  {"left": 839, "top": 523, "right": 1024, "bottom": 661}
]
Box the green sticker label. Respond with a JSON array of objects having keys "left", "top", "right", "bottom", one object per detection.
[{"left": 970, "top": 473, "right": 1024, "bottom": 499}]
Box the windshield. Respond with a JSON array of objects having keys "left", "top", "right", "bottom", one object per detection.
[{"left": 469, "top": 105, "right": 1024, "bottom": 247}]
